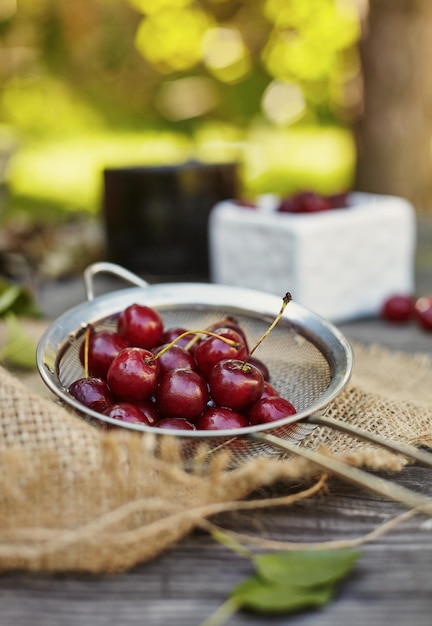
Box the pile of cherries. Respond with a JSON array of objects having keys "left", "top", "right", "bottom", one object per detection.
[
  {"left": 380, "top": 293, "right": 432, "bottom": 331},
  {"left": 276, "top": 190, "right": 349, "bottom": 214},
  {"left": 236, "top": 190, "right": 349, "bottom": 214},
  {"left": 68, "top": 300, "right": 297, "bottom": 431}
]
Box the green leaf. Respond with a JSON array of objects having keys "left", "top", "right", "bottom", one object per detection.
[
  {"left": 0, "top": 312, "right": 37, "bottom": 369},
  {"left": 0, "top": 284, "right": 22, "bottom": 314},
  {"left": 253, "top": 548, "right": 360, "bottom": 588},
  {"left": 207, "top": 522, "right": 360, "bottom": 624},
  {"left": 0, "top": 279, "right": 40, "bottom": 318},
  {"left": 231, "top": 575, "right": 335, "bottom": 614}
]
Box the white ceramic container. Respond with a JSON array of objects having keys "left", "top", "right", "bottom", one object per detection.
[{"left": 208, "top": 192, "right": 417, "bottom": 322}]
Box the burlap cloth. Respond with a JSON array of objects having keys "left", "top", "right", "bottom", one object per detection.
[{"left": 0, "top": 319, "right": 431, "bottom": 574}]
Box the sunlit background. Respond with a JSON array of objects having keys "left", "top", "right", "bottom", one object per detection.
[{"left": 0, "top": 0, "right": 362, "bottom": 220}]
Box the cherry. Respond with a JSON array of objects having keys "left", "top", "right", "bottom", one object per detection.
[
  {"left": 155, "top": 368, "right": 209, "bottom": 421},
  {"left": 207, "top": 292, "right": 291, "bottom": 413},
  {"left": 151, "top": 343, "right": 197, "bottom": 375},
  {"left": 296, "top": 191, "right": 332, "bottom": 213},
  {"left": 208, "top": 317, "right": 250, "bottom": 349},
  {"left": 194, "top": 328, "right": 247, "bottom": 379},
  {"left": 208, "top": 358, "right": 264, "bottom": 412},
  {"left": 161, "top": 327, "right": 191, "bottom": 348},
  {"left": 414, "top": 296, "right": 432, "bottom": 331},
  {"left": 155, "top": 417, "right": 196, "bottom": 430},
  {"left": 260, "top": 381, "right": 280, "bottom": 399},
  {"left": 117, "top": 303, "right": 163, "bottom": 349},
  {"left": 68, "top": 377, "right": 114, "bottom": 413},
  {"left": 107, "top": 346, "right": 160, "bottom": 402},
  {"left": 326, "top": 192, "right": 348, "bottom": 208},
  {"left": 276, "top": 196, "right": 300, "bottom": 213},
  {"left": 196, "top": 406, "right": 249, "bottom": 430},
  {"left": 277, "top": 191, "right": 332, "bottom": 214},
  {"left": 79, "top": 329, "right": 128, "bottom": 379},
  {"left": 380, "top": 294, "right": 415, "bottom": 323},
  {"left": 247, "top": 355, "right": 270, "bottom": 381},
  {"left": 249, "top": 395, "right": 296, "bottom": 425},
  {"left": 133, "top": 399, "right": 160, "bottom": 425},
  {"left": 103, "top": 402, "right": 154, "bottom": 425}
]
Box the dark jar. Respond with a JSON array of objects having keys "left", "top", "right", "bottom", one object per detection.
[{"left": 102, "top": 161, "right": 239, "bottom": 281}]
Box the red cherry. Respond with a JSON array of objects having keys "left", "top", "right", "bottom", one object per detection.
[
  {"left": 325, "top": 192, "right": 349, "bottom": 209},
  {"left": 196, "top": 406, "right": 249, "bottom": 430},
  {"left": 277, "top": 191, "right": 332, "bottom": 214},
  {"left": 249, "top": 395, "right": 296, "bottom": 426},
  {"left": 79, "top": 330, "right": 128, "bottom": 379},
  {"left": 103, "top": 402, "right": 154, "bottom": 425},
  {"left": 194, "top": 328, "right": 248, "bottom": 379},
  {"left": 209, "top": 317, "right": 249, "bottom": 350},
  {"left": 151, "top": 343, "right": 197, "bottom": 375},
  {"left": 155, "top": 417, "right": 196, "bottom": 430},
  {"left": 133, "top": 399, "right": 160, "bottom": 425},
  {"left": 117, "top": 303, "right": 163, "bottom": 349},
  {"left": 160, "top": 327, "right": 190, "bottom": 348},
  {"left": 107, "top": 347, "right": 160, "bottom": 402},
  {"left": 208, "top": 358, "right": 264, "bottom": 412},
  {"left": 277, "top": 196, "right": 301, "bottom": 213},
  {"left": 295, "top": 191, "right": 332, "bottom": 213},
  {"left": 247, "top": 355, "right": 270, "bottom": 381},
  {"left": 68, "top": 377, "right": 114, "bottom": 413},
  {"left": 260, "top": 381, "right": 280, "bottom": 399},
  {"left": 381, "top": 294, "right": 415, "bottom": 323},
  {"left": 155, "top": 368, "right": 209, "bottom": 421},
  {"left": 414, "top": 296, "right": 432, "bottom": 331}
]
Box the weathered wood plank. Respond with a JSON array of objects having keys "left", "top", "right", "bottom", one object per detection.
[{"left": 1, "top": 465, "right": 431, "bottom": 626}]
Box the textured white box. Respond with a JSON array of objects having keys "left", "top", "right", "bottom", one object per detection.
[{"left": 209, "top": 192, "right": 417, "bottom": 322}]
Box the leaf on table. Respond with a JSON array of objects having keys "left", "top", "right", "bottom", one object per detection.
[
  {"left": 231, "top": 575, "right": 335, "bottom": 614},
  {"left": 0, "top": 312, "right": 38, "bottom": 369},
  {"left": 253, "top": 548, "right": 361, "bottom": 588},
  {"left": 203, "top": 547, "right": 360, "bottom": 624},
  {"left": 0, "top": 279, "right": 40, "bottom": 318}
]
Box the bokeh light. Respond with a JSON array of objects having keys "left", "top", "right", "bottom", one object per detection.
[
  {"left": 134, "top": 7, "right": 212, "bottom": 73},
  {"left": 202, "top": 27, "right": 251, "bottom": 83},
  {"left": 261, "top": 80, "right": 306, "bottom": 126},
  {"left": 0, "top": 0, "right": 17, "bottom": 21},
  {"left": 128, "top": 0, "right": 194, "bottom": 14},
  {"left": 155, "top": 76, "right": 220, "bottom": 120},
  {"left": 0, "top": 0, "right": 363, "bottom": 217}
]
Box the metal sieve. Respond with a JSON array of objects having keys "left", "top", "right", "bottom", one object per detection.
[{"left": 37, "top": 262, "right": 432, "bottom": 513}]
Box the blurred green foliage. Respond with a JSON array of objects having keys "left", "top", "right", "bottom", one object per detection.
[{"left": 0, "top": 0, "right": 361, "bottom": 218}]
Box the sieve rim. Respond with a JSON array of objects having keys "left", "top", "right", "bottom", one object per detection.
[{"left": 36, "top": 278, "right": 354, "bottom": 440}]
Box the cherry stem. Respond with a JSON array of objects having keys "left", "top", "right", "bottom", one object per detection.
[
  {"left": 149, "top": 329, "right": 242, "bottom": 362},
  {"left": 83, "top": 325, "right": 92, "bottom": 378},
  {"left": 242, "top": 292, "right": 292, "bottom": 370},
  {"left": 184, "top": 332, "right": 202, "bottom": 352},
  {"left": 184, "top": 316, "right": 238, "bottom": 351}
]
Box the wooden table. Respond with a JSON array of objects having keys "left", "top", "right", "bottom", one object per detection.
[{"left": 1, "top": 223, "right": 432, "bottom": 626}]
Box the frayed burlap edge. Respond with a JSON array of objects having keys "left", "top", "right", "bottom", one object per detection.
[
  {"left": 0, "top": 434, "right": 329, "bottom": 574},
  {"left": 0, "top": 341, "right": 431, "bottom": 574}
]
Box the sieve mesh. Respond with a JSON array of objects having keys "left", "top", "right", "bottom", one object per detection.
[
  {"left": 37, "top": 266, "right": 353, "bottom": 464},
  {"left": 58, "top": 307, "right": 331, "bottom": 411},
  {"left": 50, "top": 305, "right": 334, "bottom": 462}
]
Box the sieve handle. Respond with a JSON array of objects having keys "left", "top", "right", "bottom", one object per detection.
[
  {"left": 250, "top": 431, "right": 432, "bottom": 515},
  {"left": 305, "top": 414, "right": 432, "bottom": 469},
  {"left": 83, "top": 262, "right": 150, "bottom": 301}
]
